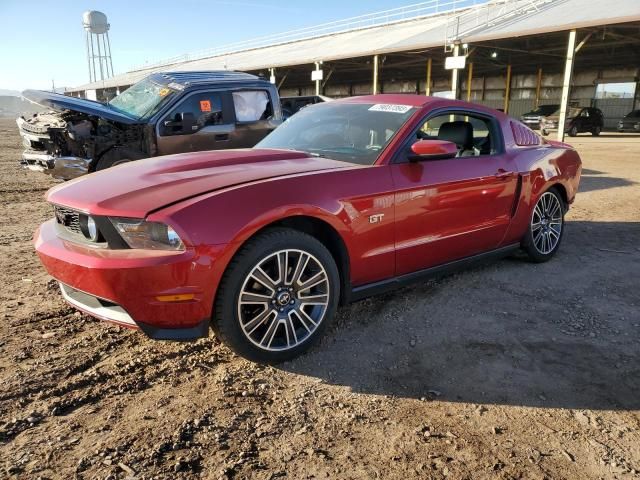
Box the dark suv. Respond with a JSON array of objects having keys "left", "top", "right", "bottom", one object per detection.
[
  {"left": 17, "top": 71, "right": 282, "bottom": 180},
  {"left": 541, "top": 106, "right": 604, "bottom": 137}
]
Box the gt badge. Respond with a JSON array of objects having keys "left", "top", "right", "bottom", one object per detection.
[{"left": 369, "top": 214, "right": 385, "bottom": 224}]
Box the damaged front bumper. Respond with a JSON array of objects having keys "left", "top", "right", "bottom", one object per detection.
[{"left": 20, "top": 151, "right": 91, "bottom": 180}]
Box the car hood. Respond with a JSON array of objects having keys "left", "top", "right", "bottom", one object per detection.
[
  {"left": 46, "top": 149, "right": 351, "bottom": 218},
  {"left": 21, "top": 90, "right": 139, "bottom": 124}
]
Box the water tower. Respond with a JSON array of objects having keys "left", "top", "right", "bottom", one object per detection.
[{"left": 82, "top": 11, "right": 114, "bottom": 82}]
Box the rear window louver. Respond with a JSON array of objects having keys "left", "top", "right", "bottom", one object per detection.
[{"left": 511, "top": 121, "right": 541, "bottom": 146}]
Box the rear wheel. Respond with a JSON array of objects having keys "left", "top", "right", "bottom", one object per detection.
[
  {"left": 213, "top": 228, "right": 340, "bottom": 363},
  {"left": 522, "top": 188, "right": 565, "bottom": 263},
  {"left": 592, "top": 126, "right": 601, "bottom": 136}
]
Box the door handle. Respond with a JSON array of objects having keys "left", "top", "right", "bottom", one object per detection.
[
  {"left": 494, "top": 168, "right": 514, "bottom": 179},
  {"left": 215, "top": 134, "right": 229, "bottom": 141}
]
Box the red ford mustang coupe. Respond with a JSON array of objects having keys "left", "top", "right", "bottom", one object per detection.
[{"left": 35, "top": 95, "right": 582, "bottom": 362}]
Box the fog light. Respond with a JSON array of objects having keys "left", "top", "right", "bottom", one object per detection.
[
  {"left": 87, "top": 217, "right": 97, "bottom": 240},
  {"left": 79, "top": 214, "right": 99, "bottom": 241}
]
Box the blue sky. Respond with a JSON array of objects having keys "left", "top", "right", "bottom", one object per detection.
[{"left": 0, "top": 0, "right": 444, "bottom": 92}]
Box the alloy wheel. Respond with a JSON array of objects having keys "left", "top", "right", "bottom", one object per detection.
[
  {"left": 237, "top": 249, "right": 330, "bottom": 352},
  {"left": 531, "top": 192, "right": 563, "bottom": 255}
]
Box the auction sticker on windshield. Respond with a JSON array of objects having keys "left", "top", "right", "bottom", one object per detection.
[{"left": 368, "top": 104, "right": 413, "bottom": 114}]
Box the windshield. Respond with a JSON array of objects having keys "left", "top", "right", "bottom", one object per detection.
[
  {"left": 108, "top": 78, "right": 176, "bottom": 119},
  {"left": 531, "top": 105, "right": 558, "bottom": 116},
  {"left": 256, "top": 102, "right": 416, "bottom": 165}
]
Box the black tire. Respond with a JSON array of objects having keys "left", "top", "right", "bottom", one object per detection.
[
  {"left": 592, "top": 126, "right": 601, "bottom": 136},
  {"left": 213, "top": 228, "right": 340, "bottom": 363},
  {"left": 95, "top": 147, "right": 145, "bottom": 172},
  {"left": 95, "top": 153, "right": 129, "bottom": 172},
  {"left": 568, "top": 125, "right": 578, "bottom": 137},
  {"left": 522, "top": 187, "right": 566, "bottom": 263},
  {"left": 541, "top": 129, "right": 548, "bottom": 136}
]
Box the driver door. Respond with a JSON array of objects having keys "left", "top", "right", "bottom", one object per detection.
[
  {"left": 390, "top": 110, "right": 518, "bottom": 276},
  {"left": 156, "top": 90, "right": 236, "bottom": 156}
]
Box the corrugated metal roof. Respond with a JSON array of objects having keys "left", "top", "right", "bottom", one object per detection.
[
  {"left": 69, "top": 0, "right": 640, "bottom": 92},
  {"left": 151, "top": 71, "right": 261, "bottom": 85}
]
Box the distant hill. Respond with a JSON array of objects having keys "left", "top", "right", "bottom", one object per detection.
[
  {"left": 0, "top": 96, "right": 43, "bottom": 118},
  {"left": 0, "top": 89, "right": 21, "bottom": 97}
]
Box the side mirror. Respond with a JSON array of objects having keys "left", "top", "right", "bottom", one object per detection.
[
  {"left": 163, "top": 112, "right": 196, "bottom": 134},
  {"left": 178, "top": 112, "right": 196, "bottom": 132},
  {"left": 409, "top": 140, "right": 457, "bottom": 161}
]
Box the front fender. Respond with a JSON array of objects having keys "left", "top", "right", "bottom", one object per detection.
[{"left": 150, "top": 166, "right": 396, "bottom": 301}]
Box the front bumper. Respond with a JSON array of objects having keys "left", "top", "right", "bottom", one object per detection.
[
  {"left": 21, "top": 151, "right": 91, "bottom": 180},
  {"left": 35, "top": 219, "right": 214, "bottom": 340},
  {"left": 521, "top": 118, "right": 541, "bottom": 129},
  {"left": 540, "top": 122, "right": 562, "bottom": 133},
  {"left": 617, "top": 123, "right": 640, "bottom": 132}
]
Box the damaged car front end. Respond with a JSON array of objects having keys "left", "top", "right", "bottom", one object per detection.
[
  {"left": 17, "top": 82, "right": 164, "bottom": 180},
  {"left": 18, "top": 111, "right": 98, "bottom": 179}
]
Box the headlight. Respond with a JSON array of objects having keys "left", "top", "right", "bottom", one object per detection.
[{"left": 109, "top": 217, "right": 185, "bottom": 250}]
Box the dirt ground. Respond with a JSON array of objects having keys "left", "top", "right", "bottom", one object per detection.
[{"left": 0, "top": 117, "right": 638, "bottom": 480}]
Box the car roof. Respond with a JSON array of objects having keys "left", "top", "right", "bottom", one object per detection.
[
  {"left": 149, "top": 70, "right": 266, "bottom": 87},
  {"left": 337, "top": 94, "right": 434, "bottom": 107},
  {"left": 331, "top": 94, "right": 511, "bottom": 119}
]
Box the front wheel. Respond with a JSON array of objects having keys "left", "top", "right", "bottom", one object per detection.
[
  {"left": 213, "top": 228, "right": 340, "bottom": 363},
  {"left": 95, "top": 154, "right": 130, "bottom": 171},
  {"left": 522, "top": 188, "right": 565, "bottom": 263},
  {"left": 592, "top": 126, "right": 601, "bottom": 136},
  {"left": 568, "top": 125, "right": 578, "bottom": 137}
]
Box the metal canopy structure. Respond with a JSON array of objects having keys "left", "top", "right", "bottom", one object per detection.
[{"left": 68, "top": 0, "right": 640, "bottom": 93}]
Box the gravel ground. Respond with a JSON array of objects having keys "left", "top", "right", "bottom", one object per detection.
[{"left": 0, "top": 118, "right": 639, "bottom": 479}]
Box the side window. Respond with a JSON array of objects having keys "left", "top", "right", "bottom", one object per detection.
[
  {"left": 165, "top": 91, "right": 226, "bottom": 134},
  {"left": 417, "top": 112, "right": 496, "bottom": 157},
  {"left": 232, "top": 90, "right": 271, "bottom": 122}
]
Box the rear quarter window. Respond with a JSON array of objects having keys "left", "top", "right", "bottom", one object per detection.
[{"left": 511, "top": 121, "right": 541, "bottom": 146}]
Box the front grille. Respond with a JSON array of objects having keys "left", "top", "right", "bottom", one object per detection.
[{"left": 54, "top": 206, "right": 82, "bottom": 235}]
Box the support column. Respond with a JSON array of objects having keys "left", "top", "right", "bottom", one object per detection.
[
  {"left": 558, "top": 30, "right": 577, "bottom": 142},
  {"left": 451, "top": 44, "right": 460, "bottom": 99},
  {"left": 466, "top": 62, "right": 473, "bottom": 102},
  {"left": 426, "top": 58, "right": 432, "bottom": 96},
  {"left": 503, "top": 64, "right": 512, "bottom": 113},
  {"left": 314, "top": 62, "right": 321, "bottom": 96},
  {"left": 373, "top": 55, "right": 379, "bottom": 95},
  {"left": 535, "top": 68, "right": 543, "bottom": 107}
]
